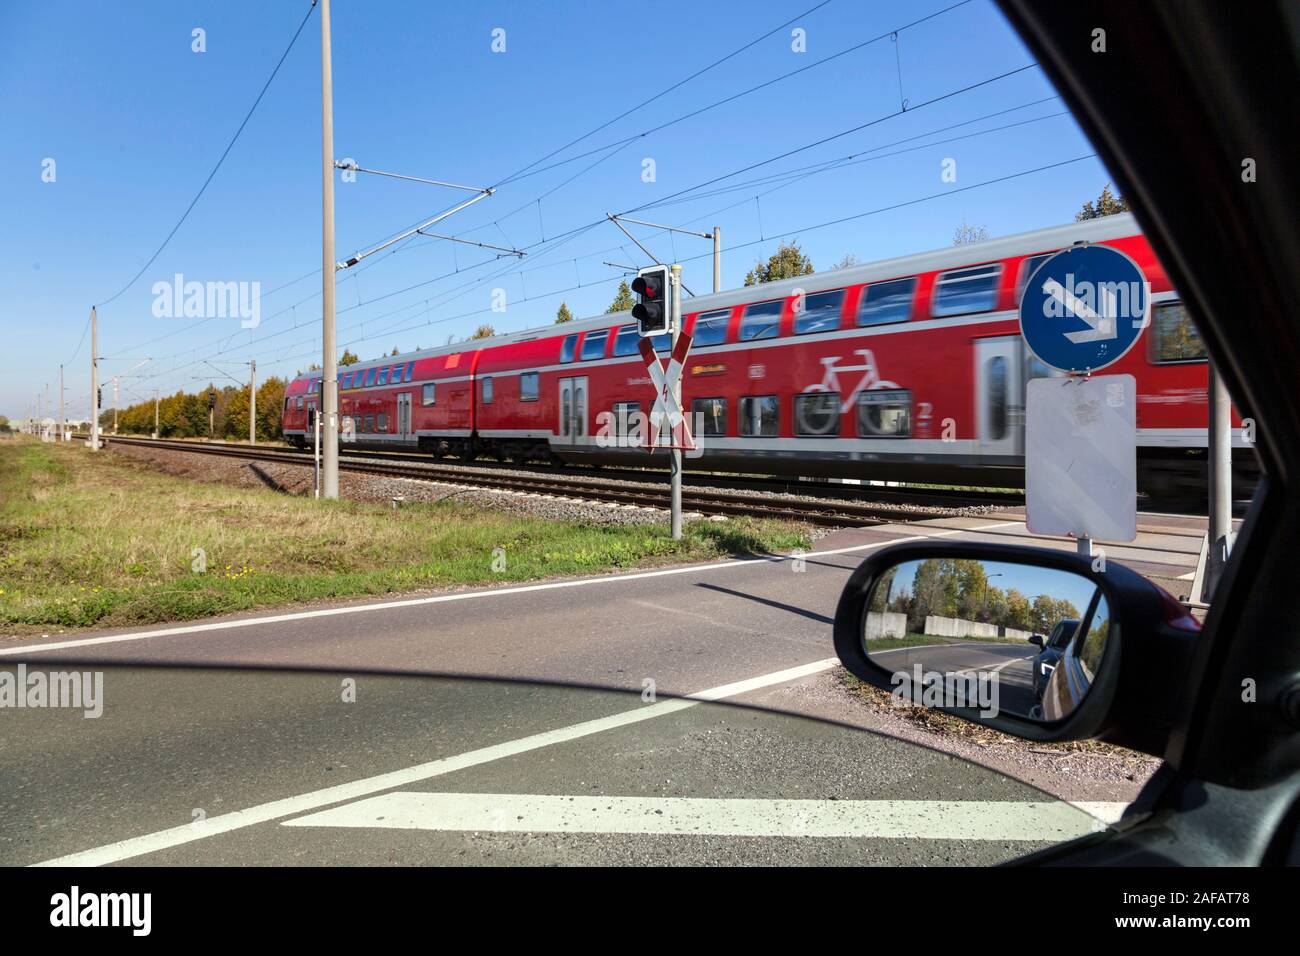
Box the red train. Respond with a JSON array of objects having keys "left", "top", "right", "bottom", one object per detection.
[{"left": 283, "top": 213, "right": 1253, "bottom": 497}]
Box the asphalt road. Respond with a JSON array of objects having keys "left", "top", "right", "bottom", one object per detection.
[
  {"left": 1, "top": 517, "right": 1125, "bottom": 866},
  {"left": 874, "top": 641, "right": 1040, "bottom": 716}
]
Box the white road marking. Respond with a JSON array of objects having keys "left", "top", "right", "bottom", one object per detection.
[
  {"left": 31, "top": 658, "right": 839, "bottom": 867},
  {"left": 282, "top": 791, "right": 1120, "bottom": 841},
  {"left": 1071, "top": 801, "right": 1130, "bottom": 825},
  {"left": 1, "top": 521, "right": 1022, "bottom": 658}
]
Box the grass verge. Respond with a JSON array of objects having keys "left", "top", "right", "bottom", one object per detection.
[{"left": 0, "top": 438, "right": 810, "bottom": 632}]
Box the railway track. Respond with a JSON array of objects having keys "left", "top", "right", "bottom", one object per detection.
[{"left": 99, "top": 435, "right": 990, "bottom": 528}]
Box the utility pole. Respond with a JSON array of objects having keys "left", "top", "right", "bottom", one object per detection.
[
  {"left": 249, "top": 358, "right": 257, "bottom": 445},
  {"left": 713, "top": 226, "right": 721, "bottom": 293},
  {"left": 1204, "top": 359, "right": 1234, "bottom": 601},
  {"left": 153, "top": 389, "right": 159, "bottom": 439},
  {"left": 112, "top": 377, "right": 119, "bottom": 435},
  {"left": 59, "top": 364, "right": 65, "bottom": 442},
  {"left": 320, "top": 0, "right": 339, "bottom": 499},
  {"left": 670, "top": 263, "right": 683, "bottom": 541},
  {"left": 90, "top": 307, "right": 99, "bottom": 451}
]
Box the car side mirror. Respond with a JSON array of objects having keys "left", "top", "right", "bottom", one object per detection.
[{"left": 832, "top": 540, "right": 1202, "bottom": 754}]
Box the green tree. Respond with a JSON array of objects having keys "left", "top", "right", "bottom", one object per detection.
[
  {"left": 953, "top": 220, "right": 990, "bottom": 245},
  {"left": 744, "top": 240, "right": 814, "bottom": 286},
  {"left": 908, "top": 560, "right": 949, "bottom": 633},
  {"left": 831, "top": 253, "right": 860, "bottom": 270},
  {"left": 0, "top": 416, "right": 10, "bottom": 434},
  {"left": 555, "top": 302, "right": 574, "bottom": 324},
  {"left": 339, "top": 350, "right": 360, "bottom": 366},
  {"left": 1075, "top": 184, "right": 1130, "bottom": 221},
  {"left": 605, "top": 281, "right": 634, "bottom": 314},
  {"left": 471, "top": 324, "right": 496, "bottom": 340},
  {"left": 390, "top": 346, "right": 400, "bottom": 356}
]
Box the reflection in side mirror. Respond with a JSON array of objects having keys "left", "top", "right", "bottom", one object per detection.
[{"left": 862, "top": 557, "right": 1110, "bottom": 723}]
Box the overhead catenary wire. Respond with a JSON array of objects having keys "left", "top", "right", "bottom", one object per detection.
[
  {"left": 233, "top": 153, "right": 1100, "bottom": 376},
  {"left": 93, "top": 3, "right": 317, "bottom": 309},
  {"left": 118, "top": 0, "right": 975, "bottom": 372},
  {"left": 119, "top": 11, "right": 1080, "bottom": 400}
]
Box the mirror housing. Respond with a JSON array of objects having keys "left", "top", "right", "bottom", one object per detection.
[
  {"left": 1028, "top": 633, "right": 1045, "bottom": 648},
  {"left": 833, "top": 540, "right": 1201, "bottom": 756}
]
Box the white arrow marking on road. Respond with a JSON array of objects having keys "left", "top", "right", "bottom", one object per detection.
[
  {"left": 283, "top": 792, "right": 1126, "bottom": 840},
  {"left": 1043, "top": 277, "right": 1117, "bottom": 343}
]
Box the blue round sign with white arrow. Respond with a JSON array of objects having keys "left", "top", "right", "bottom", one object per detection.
[{"left": 1018, "top": 243, "right": 1149, "bottom": 373}]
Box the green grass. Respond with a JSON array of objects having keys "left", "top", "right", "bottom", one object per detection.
[{"left": 0, "top": 438, "right": 810, "bottom": 632}]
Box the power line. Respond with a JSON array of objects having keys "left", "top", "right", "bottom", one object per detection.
[
  {"left": 254, "top": 153, "right": 1100, "bottom": 374},
  {"left": 94, "top": 3, "right": 316, "bottom": 308},
  {"left": 492, "top": 0, "right": 839, "bottom": 187},
  {"left": 121, "top": 0, "right": 964, "bottom": 369},
  {"left": 495, "top": 0, "right": 977, "bottom": 189},
  {"left": 621, "top": 63, "right": 1040, "bottom": 217}
]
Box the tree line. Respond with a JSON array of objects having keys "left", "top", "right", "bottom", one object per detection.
[
  {"left": 873, "top": 558, "right": 1082, "bottom": 636},
  {"left": 104, "top": 377, "right": 288, "bottom": 443}
]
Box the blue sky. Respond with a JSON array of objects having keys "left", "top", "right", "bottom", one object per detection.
[{"left": 0, "top": 0, "right": 1115, "bottom": 421}]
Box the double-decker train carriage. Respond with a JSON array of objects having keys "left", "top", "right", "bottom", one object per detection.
[{"left": 283, "top": 212, "right": 1255, "bottom": 497}]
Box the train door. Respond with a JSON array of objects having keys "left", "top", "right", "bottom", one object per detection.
[
  {"left": 974, "top": 336, "right": 1024, "bottom": 461},
  {"left": 558, "top": 376, "right": 588, "bottom": 442},
  {"left": 396, "top": 392, "right": 412, "bottom": 440}
]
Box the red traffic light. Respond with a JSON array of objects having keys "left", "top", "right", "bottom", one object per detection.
[{"left": 631, "top": 274, "right": 662, "bottom": 300}]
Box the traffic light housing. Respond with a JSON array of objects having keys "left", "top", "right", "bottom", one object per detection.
[
  {"left": 632, "top": 265, "right": 670, "bottom": 337},
  {"left": 208, "top": 389, "right": 217, "bottom": 410}
]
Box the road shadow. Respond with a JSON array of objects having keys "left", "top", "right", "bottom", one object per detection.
[{"left": 694, "top": 581, "right": 833, "bottom": 625}]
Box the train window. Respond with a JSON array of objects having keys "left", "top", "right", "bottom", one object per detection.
[
  {"left": 740, "top": 300, "right": 783, "bottom": 341},
  {"left": 520, "top": 372, "right": 539, "bottom": 402},
  {"left": 363, "top": 368, "right": 377, "bottom": 387},
  {"left": 1016, "top": 254, "right": 1053, "bottom": 303},
  {"left": 1151, "top": 300, "right": 1208, "bottom": 362},
  {"left": 932, "top": 263, "right": 1003, "bottom": 317},
  {"left": 858, "top": 277, "right": 916, "bottom": 326},
  {"left": 692, "top": 397, "right": 727, "bottom": 436},
  {"left": 422, "top": 383, "right": 436, "bottom": 406},
  {"left": 339, "top": 371, "right": 351, "bottom": 389},
  {"left": 296, "top": 397, "right": 304, "bottom": 410},
  {"left": 613, "top": 326, "right": 638, "bottom": 356},
  {"left": 284, "top": 397, "right": 291, "bottom": 412},
  {"left": 580, "top": 329, "right": 609, "bottom": 360},
  {"left": 794, "top": 392, "right": 841, "bottom": 437},
  {"left": 377, "top": 413, "right": 388, "bottom": 432},
  {"left": 651, "top": 332, "right": 671, "bottom": 354},
  {"left": 403, "top": 362, "right": 415, "bottom": 382},
  {"left": 611, "top": 401, "right": 641, "bottom": 442},
  {"left": 986, "top": 356, "right": 1008, "bottom": 441},
  {"left": 560, "top": 334, "right": 578, "bottom": 363},
  {"left": 481, "top": 377, "right": 493, "bottom": 404},
  {"left": 857, "top": 389, "right": 911, "bottom": 438},
  {"left": 740, "top": 395, "right": 779, "bottom": 437},
  {"left": 364, "top": 415, "right": 375, "bottom": 433},
  {"left": 692, "top": 310, "right": 730, "bottom": 347},
  {"left": 377, "top": 368, "right": 390, "bottom": 386},
  {"left": 794, "top": 290, "right": 845, "bottom": 335}
]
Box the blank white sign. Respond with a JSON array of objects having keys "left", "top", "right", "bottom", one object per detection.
[{"left": 1026, "top": 374, "right": 1137, "bottom": 542}]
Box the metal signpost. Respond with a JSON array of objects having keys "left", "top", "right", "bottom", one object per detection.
[{"left": 1019, "top": 242, "right": 1149, "bottom": 556}]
